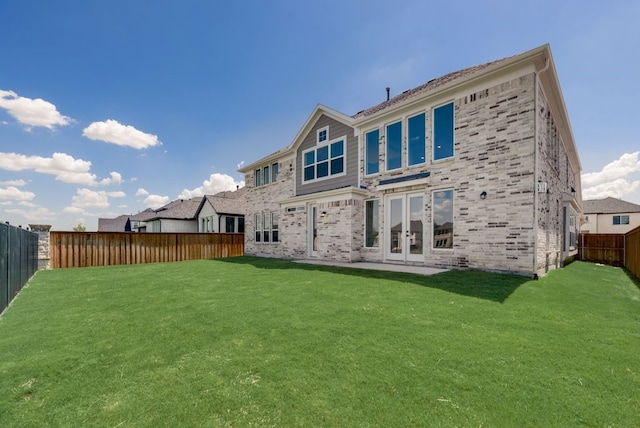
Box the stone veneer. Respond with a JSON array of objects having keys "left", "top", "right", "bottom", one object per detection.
[{"left": 28, "top": 224, "right": 51, "bottom": 269}]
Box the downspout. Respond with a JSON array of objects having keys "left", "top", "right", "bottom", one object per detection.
[{"left": 533, "top": 57, "right": 550, "bottom": 279}]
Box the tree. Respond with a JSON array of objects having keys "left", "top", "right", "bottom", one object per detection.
[{"left": 73, "top": 223, "right": 86, "bottom": 232}]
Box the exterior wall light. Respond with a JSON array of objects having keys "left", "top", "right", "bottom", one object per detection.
[
  {"left": 480, "top": 191, "right": 487, "bottom": 200},
  {"left": 320, "top": 211, "right": 328, "bottom": 218}
]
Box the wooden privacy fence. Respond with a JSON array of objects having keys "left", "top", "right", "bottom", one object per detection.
[
  {"left": 578, "top": 226, "right": 640, "bottom": 279},
  {"left": 50, "top": 232, "right": 244, "bottom": 269},
  {"left": 577, "top": 233, "right": 625, "bottom": 267}
]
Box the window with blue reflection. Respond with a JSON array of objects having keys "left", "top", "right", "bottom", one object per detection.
[
  {"left": 386, "top": 121, "right": 402, "bottom": 170},
  {"left": 365, "top": 129, "right": 379, "bottom": 175},
  {"left": 408, "top": 113, "right": 426, "bottom": 166},
  {"left": 434, "top": 103, "right": 454, "bottom": 160}
]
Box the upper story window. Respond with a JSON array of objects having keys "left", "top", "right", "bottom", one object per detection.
[
  {"left": 365, "top": 129, "right": 380, "bottom": 175},
  {"left": 433, "top": 102, "right": 454, "bottom": 161},
  {"left": 303, "top": 137, "right": 346, "bottom": 183},
  {"left": 408, "top": 112, "right": 426, "bottom": 166},
  {"left": 254, "top": 162, "right": 279, "bottom": 187},
  {"left": 386, "top": 121, "right": 402, "bottom": 171},
  {"left": 613, "top": 215, "right": 630, "bottom": 225},
  {"left": 317, "top": 126, "right": 328, "bottom": 144}
]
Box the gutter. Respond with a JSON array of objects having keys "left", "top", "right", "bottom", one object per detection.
[{"left": 533, "top": 56, "right": 550, "bottom": 278}]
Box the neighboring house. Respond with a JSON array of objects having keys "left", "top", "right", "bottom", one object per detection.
[
  {"left": 238, "top": 44, "right": 582, "bottom": 277},
  {"left": 144, "top": 197, "right": 203, "bottom": 233},
  {"left": 580, "top": 197, "right": 640, "bottom": 234},
  {"left": 98, "top": 214, "right": 132, "bottom": 232},
  {"left": 196, "top": 187, "right": 247, "bottom": 233},
  {"left": 129, "top": 208, "right": 156, "bottom": 232}
]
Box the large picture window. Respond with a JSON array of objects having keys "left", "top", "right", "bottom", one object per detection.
[
  {"left": 433, "top": 102, "right": 454, "bottom": 161},
  {"left": 365, "top": 129, "right": 379, "bottom": 175},
  {"left": 303, "top": 137, "right": 346, "bottom": 183},
  {"left": 408, "top": 112, "right": 426, "bottom": 166},
  {"left": 365, "top": 199, "right": 379, "bottom": 247},
  {"left": 432, "top": 189, "right": 453, "bottom": 249},
  {"left": 386, "top": 121, "right": 402, "bottom": 171}
]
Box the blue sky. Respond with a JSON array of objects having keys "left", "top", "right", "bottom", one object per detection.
[{"left": 1, "top": 0, "right": 639, "bottom": 231}]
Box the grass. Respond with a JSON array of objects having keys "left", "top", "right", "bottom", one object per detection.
[{"left": 0, "top": 257, "right": 638, "bottom": 427}]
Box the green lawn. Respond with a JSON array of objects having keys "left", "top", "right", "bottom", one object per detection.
[{"left": 0, "top": 258, "right": 638, "bottom": 427}]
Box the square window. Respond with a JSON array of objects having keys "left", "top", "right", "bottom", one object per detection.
[
  {"left": 330, "top": 158, "right": 343, "bottom": 175},
  {"left": 317, "top": 127, "right": 328, "bottom": 143},
  {"left": 317, "top": 145, "right": 329, "bottom": 162},
  {"left": 317, "top": 161, "right": 329, "bottom": 178},
  {"left": 304, "top": 151, "right": 315, "bottom": 166},
  {"left": 331, "top": 141, "right": 344, "bottom": 158},
  {"left": 304, "top": 166, "right": 315, "bottom": 181}
]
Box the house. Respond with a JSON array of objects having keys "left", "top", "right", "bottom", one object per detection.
[
  {"left": 580, "top": 197, "right": 640, "bottom": 234},
  {"left": 98, "top": 214, "right": 132, "bottom": 232},
  {"left": 196, "top": 187, "right": 246, "bottom": 233},
  {"left": 143, "top": 197, "right": 203, "bottom": 233},
  {"left": 238, "top": 44, "right": 582, "bottom": 277}
]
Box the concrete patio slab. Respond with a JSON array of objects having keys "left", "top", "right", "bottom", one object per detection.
[{"left": 294, "top": 259, "right": 448, "bottom": 276}]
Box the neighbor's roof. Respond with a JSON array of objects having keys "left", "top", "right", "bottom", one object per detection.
[
  {"left": 97, "top": 215, "right": 130, "bottom": 232},
  {"left": 200, "top": 187, "right": 246, "bottom": 216},
  {"left": 582, "top": 197, "right": 640, "bottom": 214},
  {"left": 147, "top": 197, "right": 203, "bottom": 220},
  {"left": 130, "top": 208, "right": 156, "bottom": 221}
]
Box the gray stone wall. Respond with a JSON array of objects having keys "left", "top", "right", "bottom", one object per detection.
[{"left": 28, "top": 224, "right": 51, "bottom": 269}]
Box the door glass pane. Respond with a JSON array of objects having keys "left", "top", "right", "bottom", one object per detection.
[
  {"left": 389, "top": 198, "right": 403, "bottom": 254},
  {"left": 409, "top": 196, "right": 423, "bottom": 254},
  {"left": 312, "top": 207, "right": 318, "bottom": 252}
]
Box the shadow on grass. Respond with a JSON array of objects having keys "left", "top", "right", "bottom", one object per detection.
[
  {"left": 218, "top": 256, "right": 529, "bottom": 303},
  {"left": 623, "top": 268, "right": 640, "bottom": 290}
]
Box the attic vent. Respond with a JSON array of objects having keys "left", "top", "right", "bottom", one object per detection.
[{"left": 286, "top": 206, "right": 306, "bottom": 213}]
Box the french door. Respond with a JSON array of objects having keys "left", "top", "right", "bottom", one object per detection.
[{"left": 385, "top": 192, "right": 424, "bottom": 262}]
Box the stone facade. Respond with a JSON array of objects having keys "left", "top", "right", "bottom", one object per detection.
[
  {"left": 28, "top": 224, "right": 51, "bottom": 269},
  {"left": 239, "top": 45, "right": 581, "bottom": 277}
]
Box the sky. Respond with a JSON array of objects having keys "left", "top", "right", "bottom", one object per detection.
[{"left": 1, "top": 1, "right": 639, "bottom": 231}]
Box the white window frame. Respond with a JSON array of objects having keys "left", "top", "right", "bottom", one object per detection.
[
  {"left": 302, "top": 135, "right": 347, "bottom": 184},
  {"left": 317, "top": 126, "right": 329, "bottom": 144},
  {"left": 385, "top": 120, "right": 403, "bottom": 172},
  {"left": 431, "top": 188, "right": 454, "bottom": 251},
  {"left": 432, "top": 101, "right": 455, "bottom": 162},
  {"left": 364, "top": 128, "right": 380, "bottom": 176}
]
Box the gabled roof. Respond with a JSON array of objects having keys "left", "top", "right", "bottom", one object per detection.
[
  {"left": 238, "top": 104, "right": 354, "bottom": 173},
  {"left": 146, "top": 197, "right": 203, "bottom": 221},
  {"left": 130, "top": 208, "right": 156, "bottom": 221},
  {"left": 98, "top": 215, "right": 130, "bottom": 232},
  {"left": 197, "top": 187, "right": 246, "bottom": 216},
  {"left": 583, "top": 197, "right": 640, "bottom": 214}
]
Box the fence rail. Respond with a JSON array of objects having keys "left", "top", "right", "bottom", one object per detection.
[
  {"left": 578, "top": 226, "right": 640, "bottom": 280},
  {"left": 1, "top": 223, "right": 39, "bottom": 314},
  {"left": 626, "top": 226, "right": 640, "bottom": 280},
  {"left": 50, "top": 232, "right": 244, "bottom": 269},
  {"left": 577, "top": 233, "right": 625, "bottom": 267}
]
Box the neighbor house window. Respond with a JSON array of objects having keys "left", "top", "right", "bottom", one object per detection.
[
  {"left": 433, "top": 189, "right": 453, "bottom": 249},
  {"left": 255, "top": 214, "right": 262, "bottom": 242},
  {"left": 255, "top": 169, "right": 261, "bottom": 187},
  {"left": 365, "top": 199, "right": 379, "bottom": 247},
  {"left": 386, "top": 121, "right": 402, "bottom": 171},
  {"left": 238, "top": 217, "right": 245, "bottom": 233},
  {"left": 613, "top": 215, "right": 629, "bottom": 225},
  {"left": 408, "top": 112, "right": 426, "bottom": 166},
  {"left": 302, "top": 138, "right": 346, "bottom": 182},
  {"left": 365, "top": 129, "right": 379, "bottom": 175},
  {"left": 225, "top": 216, "right": 235, "bottom": 233},
  {"left": 433, "top": 102, "right": 454, "bottom": 161},
  {"left": 272, "top": 162, "right": 279, "bottom": 182}
]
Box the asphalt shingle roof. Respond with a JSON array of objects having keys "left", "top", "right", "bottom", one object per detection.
[{"left": 582, "top": 197, "right": 640, "bottom": 214}]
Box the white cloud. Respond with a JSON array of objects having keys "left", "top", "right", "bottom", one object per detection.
[
  {"left": 143, "top": 194, "right": 170, "bottom": 209},
  {"left": 83, "top": 119, "right": 161, "bottom": 149},
  {"left": 237, "top": 160, "right": 245, "bottom": 169},
  {"left": 582, "top": 152, "right": 640, "bottom": 201},
  {"left": 0, "top": 179, "right": 27, "bottom": 186},
  {"left": 0, "top": 186, "right": 35, "bottom": 201},
  {"left": 5, "top": 205, "right": 56, "bottom": 222},
  {"left": 178, "top": 173, "right": 245, "bottom": 199},
  {"left": 0, "top": 152, "right": 120, "bottom": 186},
  {"left": 136, "top": 188, "right": 149, "bottom": 196},
  {"left": 582, "top": 151, "right": 640, "bottom": 187},
  {"left": 68, "top": 188, "right": 126, "bottom": 211},
  {"left": 99, "top": 171, "right": 123, "bottom": 186},
  {"left": 0, "top": 90, "right": 71, "bottom": 130},
  {"left": 0, "top": 152, "right": 97, "bottom": 185}
]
